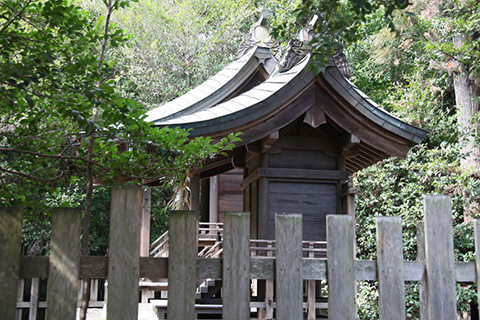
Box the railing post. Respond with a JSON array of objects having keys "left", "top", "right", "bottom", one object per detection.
[
  {"left": 327, "top": 215, "right": 355, "bottom": 320},
  {"left": 376, "top": 216, "right": 405, "bottom": 320},
  {"left": 423, "top": 195, "right": 456, "bottom": 320},
  {"left": 107, "top": 186, "right": 143, "bottom": 320},
  {"left": 0, "top": 207, "right": 23, "bottom": 319},
  {"left": 223, "top": 212, "right": 250, "bottom": 320},
  {"left": 307, "top": 242, "right": 316, "bottom": 320},
  {"left": 167, "top": 211, "right": 198, "bottom": 320},
  {"left": 46, "top": 208, "right": 81, "bottom": 320},
  {"left": 29, "top": 278, "right": 39, "bottom": 320},
  {"left": 275, "top": 214, "right": 303, "bottom": 320}
]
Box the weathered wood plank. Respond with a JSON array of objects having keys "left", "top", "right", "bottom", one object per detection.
[
  {"left": 18, "top": 256, "right": 480, "bottom": 282},
  {"left": 275, "top": 214, "right": 303, "bottom": 320},
  {"left": 376, "top": 216, "right": 405, "bottom": 320},
  {"left": 423, "top": 195, "right": 456, "bottom": 320},
  {"left": 16, "top": 279, "right": 24, "bottom": 320},
  {"left": 307, "top": 280, "right": 316, "bottom": 320},
  {"left": 416, "top": 222, "right": 427, "bottom": 320},
  {"left": 327, "top": 215, "right": 355, "bottom": 320},
  {"left": 167, "top": 211, "right": 198, "bottom": 320},
  {"left": 107, "top": 186, "right": 142, "bottom": 320},
  {"left": 140, "top": 187, "right": 152, "bottom": 257},
  {"left": 475, "top": 219, "right": 480, "bottom": 318},
  {"left": 223, "top": 212, "right": 250, "bottom": 320},
  {"left": 0, "top": 207, "right": 22, "bottom": 320},
  {"left": 190, "top": 174, "right": 200, "bottom": 210},
  {"left": 46, "top": 208, "right": 82, "bottom": 320},
  {"left": 29, "top": 278, "right": 39, "bottom": 320},
  {"left": 265, "top": 244, "right": 274, "bottom": 320}
]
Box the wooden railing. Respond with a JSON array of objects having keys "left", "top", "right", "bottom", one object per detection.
[
  {"left": 2, "top": 189, "right": 477, "bottom": 320},
  {"left": 150, "top": 222, "right": 223, "bottom": 257}
]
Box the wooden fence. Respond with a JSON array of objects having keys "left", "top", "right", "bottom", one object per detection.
[{"left": 1, "top": 186, "right": 480, "bottom": 319}]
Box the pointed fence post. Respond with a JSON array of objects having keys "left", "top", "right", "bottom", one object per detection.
[
  {"left": 167, "top": 211, "right": 198, "bottom": 320},
  {"left": 107, "top": 186, "right": 143, "bottom": 320},
  {"left": 46, "top": 208, "right": 82, "bottom": 320},
  {"left": 376, "top": 216, "right": 405, "bottom": 320},
  {"left": 0, "top": 207, "right": 23, "bottom": 319},
  {"left": 223, "top": 212, "right": 250, "bottom": 320},
  {"left": 327, "top": 215, "right": 355, "bottom": 320},
  {"left": 275, "top": 214, "right": 303, "bottom": 320},
  {"left": 423, "top": 195, "right": 456, "bottom": 320}
]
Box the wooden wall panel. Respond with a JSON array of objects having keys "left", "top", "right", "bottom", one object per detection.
[
  {"left": 218, "top": 168, "right": 243, "bottom": 215},
  {"left": 266, "top": 182, "right": 336, "bottom": 240}
]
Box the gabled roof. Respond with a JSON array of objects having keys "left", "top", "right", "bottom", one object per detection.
[{"left": 145, "top": 46, "right": 275, "bottom": 123}]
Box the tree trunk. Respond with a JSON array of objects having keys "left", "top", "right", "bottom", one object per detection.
[{"left": 453, "top": 35, "right": 480, "bottom": 172}]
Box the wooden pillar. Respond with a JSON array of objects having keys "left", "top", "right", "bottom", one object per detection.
[
  {"left": 209, "top": 176, "right": 219, "bottom": 223},
  {"left": 423, "top": 195, "right": 456, "bottom": 320},
  {"left": 167, "top": 211, "right": 198, "bottom": 320},
  {"left": 107, "top": 186, "right": 143, "bottom": 320},
  {"left": 46, "top": 208, "right": 82, "bottom": 320},
  {"left": 190, "top": 174, "right": 200, "bottom": 211},
  {"left": 346, "top": 176, "right": 357, "bottom": 216},
  {"left": 140, "top": 187, "right": 152, "bottom": 257},
  {"left": 0, "top": 207, "right": 23, "bottom": 319},
  {"left": 223, "top": 212, "right": 250, "bottom": 319},
  {"left": 275, "top": 214, "right": 303, "bottom": 320}
]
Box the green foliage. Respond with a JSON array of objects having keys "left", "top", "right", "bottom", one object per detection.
[
  {"left": 75, "top": 0, "right": 257, "bottom": 107},
  {"left": 0, "top": 0, "right": 243, "bottom": 254},
  {"left": 0, "top": 0, "right": 240, "bottom": 205}
]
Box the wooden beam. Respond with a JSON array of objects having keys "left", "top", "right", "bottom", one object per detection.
[{"left": 17, "top": 255, "right": 480, "bottom": 282}]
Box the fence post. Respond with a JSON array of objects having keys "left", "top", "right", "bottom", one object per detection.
[
  {"left": 223, "top": 212, "right": 250, "bottom": 320},
  {"left": 376, "top": 216, "right": 405, "bottom": 320},
  {"left": 416, "top": 222, "right": 427, "bottom": 320},
  {"left": 167, "top": 211, "right": 198, "bottom": 320},
  {"left": 474, "top": 219, "right": 480, "bottom": 317},
  {"left": 275, "top": 214, "right": 303, "bottom": 320},
  {"left": 46, "top": 208, "right": 81, "bottom": 320},
  {"left": 107, "top": 186, "right": 143, "bottom": 320},
  {"left": 0, "top": 207, "right": 23, "bottom": 319},
  {"left": 327, "top": 215, "right": 355, "bottom": 320},
  {"left": 423, "top": 195, "right": 456, "bottom": 320}
]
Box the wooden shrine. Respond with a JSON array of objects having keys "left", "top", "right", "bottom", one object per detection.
[{"left": 146, "top": 16, "right": 427, "bottom": 241}]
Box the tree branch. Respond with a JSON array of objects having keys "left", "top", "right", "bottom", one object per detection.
[
  {"left": 0, "top": 166, "right": 63, "bottom": 182},
  {"left": 0, "top": 0, "right": 34, "bottom": 34}
]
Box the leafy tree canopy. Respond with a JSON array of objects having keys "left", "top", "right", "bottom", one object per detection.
[{"left": 0, "top": 0, "right": 240, "bottom": 207}]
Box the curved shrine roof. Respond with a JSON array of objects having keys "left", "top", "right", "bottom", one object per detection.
[
  {"left": 145, "top": 46, "right": 275, "bottom": 123},
  {"left": 147, "top": 41, "right": 427, "bottom": 173}
]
